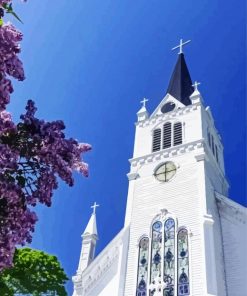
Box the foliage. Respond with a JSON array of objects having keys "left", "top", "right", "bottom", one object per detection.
[
  {"left": 0, "top": 248, "right": 68, "bottom": 296},
  {"left": 0, "top": 1, "right": 91, "bottom": 270}
]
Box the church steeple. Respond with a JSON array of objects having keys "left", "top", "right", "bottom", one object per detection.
[
  {"left": 166, "top": 39, "right": 194, "bottom": 105},
  {"left": 166, "top": 53, "right": 194, "bottom": 106},
  {"left": 76, "top": 202, "right": 99, "bottom": 274}
]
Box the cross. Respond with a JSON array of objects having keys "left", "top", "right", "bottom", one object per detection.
[
  {"left": 172, "top": 39, "right": 191, "bottom": 54},
  {"left": 192, "top": 81, "right": 201, "bottom": 91},
  {"left": 91, "top": 202, "right": 99, "bottom": 214},
  {"left": 140, "top": 98, "right": 149, "bottom": 108}
]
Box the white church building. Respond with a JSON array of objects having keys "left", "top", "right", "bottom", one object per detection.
[{"left": 72, "top": 40, "right": 247, "bottom": 296}]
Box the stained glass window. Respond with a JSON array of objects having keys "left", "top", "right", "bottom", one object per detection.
[
  {"left": 177, "top": 229, "right": 190, "bottom": 296},
  {"left": 163, "top": 218, "right": 175, "bottom": 296},
  {"left": 137, "top": 218, "right": 190, "bottom": 296},
  {"left": 136, "top": 237, "right": 149, "bottom": 296},
  {"left": 150, "top": 221, "right": 162, "bottom": 286}
]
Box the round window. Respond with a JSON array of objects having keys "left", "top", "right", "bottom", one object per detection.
[
  {"left": 161, "top": 102, "right": 176, "bottom": 113},
  {"left": 154, "top": 162, "right": 176, "bottom": 182}
]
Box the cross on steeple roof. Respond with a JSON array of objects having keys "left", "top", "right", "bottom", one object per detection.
[
  {"left": 172, "top": 39, "right": 191, "bottom": 55},
  {"left": 140, "top": 98, "right": 149, "bottom": 108},
  {"left": 192, "top": 81, "right": 201, "bottom": 91},
  {"left": 91, "top": 202, "right": 99, "bottom": 215},
  {"left": 166, "top": 40, "right": 194, "bottom": 106}
]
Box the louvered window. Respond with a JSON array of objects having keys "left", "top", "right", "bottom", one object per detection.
[
  {"left": 208, "top": 131, "right": 211, "bottom": 148},
  {"left": 173, "top": 122, "right": 182, "bottom": 146},
  {"left": 163, "top": 123, "right": 172, "bottom": 149},
  {"left": 211, "top": 136, "right": 215, "bottom": 155},
  {"left": 152, "top": 129, "right": 161, "bottom": 152},
  {"left": 215, "top": 145, "right": 219, "bottom": 163}
]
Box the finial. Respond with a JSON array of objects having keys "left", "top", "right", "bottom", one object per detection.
[
  {"left": 91, "top": 202, "right": 99, "bottom": 215},
  {"left": 140, "top": 98, "right": 149, "bottom": 108},
  {"left": 192, "top": 81, "right": 201, "bottom": 91},
  {"left": 172, "top": 39, "right": 191, "bottom": 54}
]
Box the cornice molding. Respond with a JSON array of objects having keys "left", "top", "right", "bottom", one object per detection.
[
  {"left": 215, "top": 192, "right": 247, "bottom": 224},
  {"left": 129, "top": 139, "right": 204, "bottom": 168},
  {"left": 136, "top": 102, "right": 201, "bottom": 128}
]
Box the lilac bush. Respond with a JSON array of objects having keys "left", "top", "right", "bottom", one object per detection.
[{"left": 0, "top": 1, "right": 91, "bottom": 270}]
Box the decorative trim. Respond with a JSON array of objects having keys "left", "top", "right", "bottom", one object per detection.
[
  {"left": 129, "top": 139, "right": 204, "bottom": 167},
  {"left": 136, "top": 102, "right": 201, "bottom": 128},
  {"left": 127, "top": 172, "right": 140, "bottom": 181},
  {"left": 195, "top": 153, "right": 209, "bottom": 162}
]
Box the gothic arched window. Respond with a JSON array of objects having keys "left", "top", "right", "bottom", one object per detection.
[
  {"left": 177, "top": 229, "right": 190, "bottom": 296},
  {"left": 173, "top": 122, "right": 182, "bottom": 146},
  {"left": 152, "top": 129, "right": 162, "bottom": 152},
  {"left": 150, "top": 221, "right": 162, "bottom": 285},
  {"left": 136, "top": 237, "right": 149, "bottom": 296},
  {"left": 136, "top": 217, "right": 190, "bottom": 296},
  {"left": 164, "top": 218, "right": 175, "bottom": 296},
  {"left": 163, "top": 122, "right": 172, "bottom": 149}
]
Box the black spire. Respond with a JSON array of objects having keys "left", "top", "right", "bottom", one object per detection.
[{"left": 166, "top": 53, "right": 194, "bottom": 106}]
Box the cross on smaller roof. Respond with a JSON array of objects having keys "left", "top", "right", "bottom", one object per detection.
[
  {"left": 91, "top": 202, "right": 99, "bottom": 215},
  {"left": 172, "top": 39, "right": 191, "bottom": 54},
  {"left": 140, "top": 98, "right": 149, "bottom": 108},
  {"left": 192, "top": 81, "right": 201, "bottom": 91}
]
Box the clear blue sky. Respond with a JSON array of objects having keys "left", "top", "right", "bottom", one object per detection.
[{"left": 9, "top": 0, "right": 246, "bottom": 294}]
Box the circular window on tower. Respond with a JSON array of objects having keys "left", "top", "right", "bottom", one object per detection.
[
  {"left": 154, "top": 162, "right": 176, "bottom": 182},
  {"left": 161, "top": 102, "right": 176, "bottom": 114}
]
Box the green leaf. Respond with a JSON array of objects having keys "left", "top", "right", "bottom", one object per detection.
[
  {"left": 8, "top": 11, "right": 23, "bottom": 24},
  {"left": 0, "top": 19, "right": 3, "bottom": 26},
  {"left": 0, "top": 248, "right": 68, "bottom": 295},
  {"left": 2, "top": 3, "right": 23, "bottom": 24}
]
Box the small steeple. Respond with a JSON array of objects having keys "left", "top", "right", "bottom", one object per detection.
[
  {"left": 190, "top": 81, "right": 204, "bottom": 104},
  {"left": 83, "top": 202, "right": 99, "bottom": 237},
  {"left": 167, "top": 39, "right": 194, "bottom": 106},
  {"left": 77, "top": 202, "right": 99, "bottom": 274},
  {"left": 137, "top": 98, "right": 149, "bottom": 121}
]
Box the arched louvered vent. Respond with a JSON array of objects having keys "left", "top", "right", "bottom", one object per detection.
[
  {"left": 152, "top": 129, "right": 161, "bottom": 152},
  {"left": 173, "top": 122, "right": 182, "bottom": 146},
  {"left": 163, "top": 123, "right": 172, "bottom": 149}
]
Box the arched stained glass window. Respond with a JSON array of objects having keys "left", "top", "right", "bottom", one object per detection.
[
  {"left": 163, "top": 218, "right": 175, "bottom": 296},
  {"left": 136, "top": 237, "right": 149, "bottom": 296},
  {"left": 163, "top": 122, "right": 172, "bottom": 149},
  {"left": 150, "top": 221, "right": 162, "bottom": 286},
  {"left": 177, "top": 229, "right": 190, "bottom": 296}
]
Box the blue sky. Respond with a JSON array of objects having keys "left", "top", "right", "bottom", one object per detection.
[{"left": 9, "top": 0, "right": 246, "bottom": 294}]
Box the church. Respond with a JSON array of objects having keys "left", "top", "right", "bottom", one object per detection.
[{"left": 72, "top": 40, "right": 247, "bottom": 296}]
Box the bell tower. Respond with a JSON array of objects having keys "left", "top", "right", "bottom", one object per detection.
[{"left": 124, "top": 40, "right": 228, "bottom": 296}]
